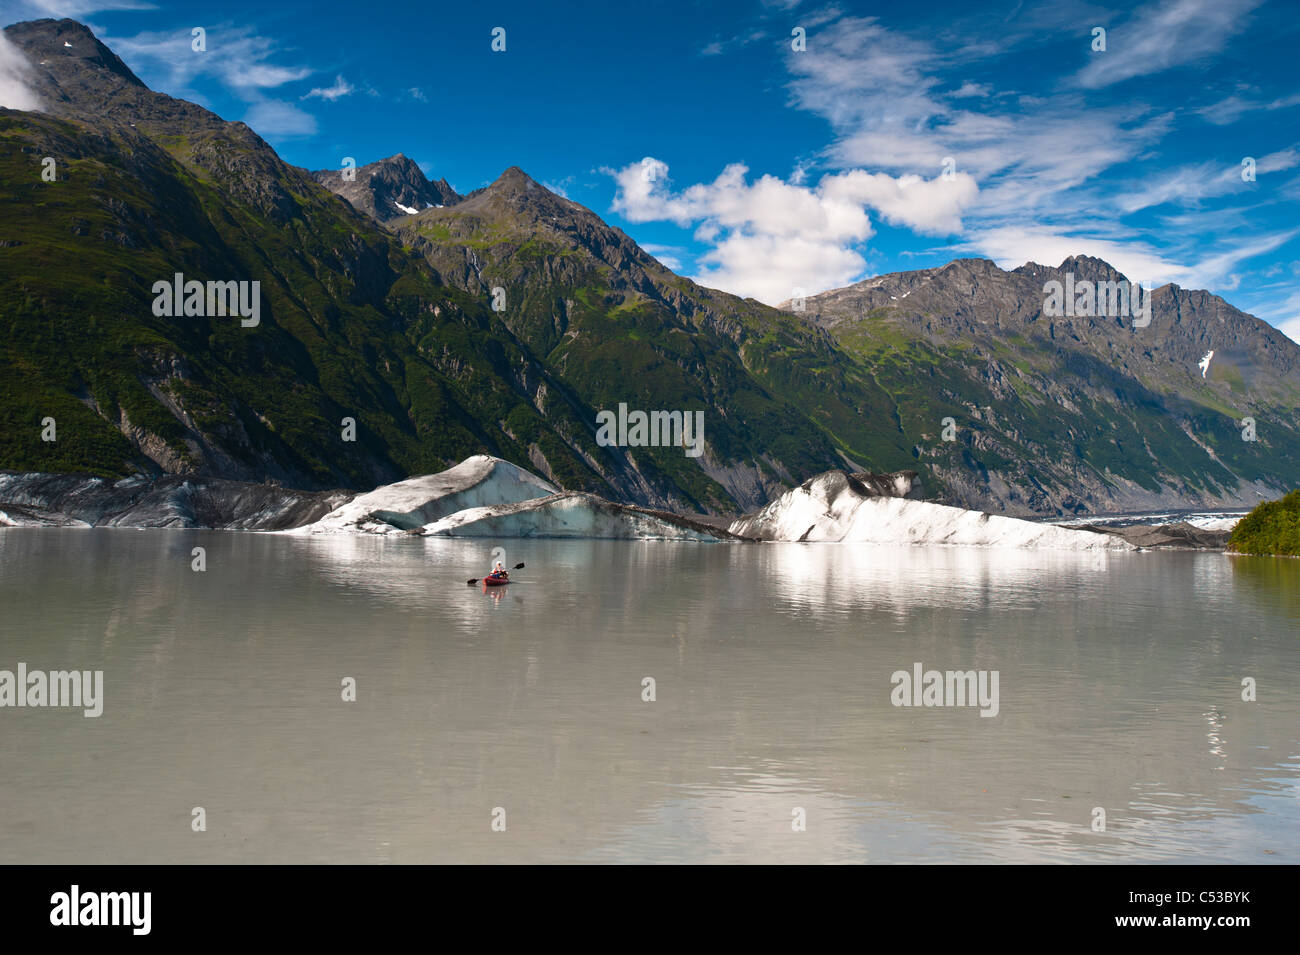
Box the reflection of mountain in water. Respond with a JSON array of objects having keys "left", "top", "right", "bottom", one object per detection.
[{"left": 1230, "top": 555, "right": 1300, "bottom": 623}]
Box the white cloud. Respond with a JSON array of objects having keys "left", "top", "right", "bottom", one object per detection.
[
  {"left": 1197, "top": 90, "right": 1300, "bottom": 126},
  {"left": 108, "top": 24, "right": 311, "bottom": 98},
  {"left": 102, "top": 22, "right": 328, "bottom": 141},
  {"left": 1246, "top": 289, "right": 1300, "bottom": 344},
  {"left": 1256, "top": 147, "right": 1300, "bottom": 175},
  {"left": 821, "top": 169, "right": 977, "bottom": 235},
  {"left": 609, "top": 158, "right": 876, "bottom": 301},
  {"left": 609, "top": 157, "right": 977, "bottom": 302},
  {"left": 784, "top": 13, "right": 1172, "bottom": 225},
  {"left": 697, "top": 233, "right": 868, "bottom": 305},
  {"left": 1114, "top": 160, "right": 1244, "bottom": 213},
  {"left": 8, "top": 0, "right": 153, "bottom": 16},
  {"left": 961, "top": 226, "right": 1195, "bottom": 285},
  {"left": 771, "top": 8, "right": 1300, "bottom": 310},
  {"left": 1277, "top": 316, "right": 1300, "bottom": 344},
  {"left": 1116, "top": 149, "right": 1300, "bottom": 213},
  {"left": 243, "top": 99, "right": 317, "bottom": 138},
  {"left": 1074, "top": 0, "right": 1264, "bottom": 89},
  {"left": 959, "top": 224, "right": 1299, "bottom": 291},
  {"left": 700, "top": 29, "right": 765, "bottom": 56},
  {"left": 639, "top": 244, "right": 685, "bottom": 272},
  {"left": 1191, "top": 229, "right": 1300, "bottom": 287},
  {"left": 301, "top": 75, "right": 352, "bottom": 102},
  {"left": 0, "top": 30, "right": 42, "bottom": 112}
]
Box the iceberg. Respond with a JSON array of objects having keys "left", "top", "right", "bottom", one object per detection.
[
  {"left": 294, "top": 454, "right": 558, "bottom": 534},
  {"left": 0, "top": 471, "right": 346, "bottom": 529},
  {"left": 296, "top": 455, "right": 733, "bottom": 539},
  {"left": 2, "top": 456, "right": 1142, "bottom": 547},
  {"left": 417, "top": 492, "right": 728, "bottom": 540},
  {"left": 730, "top": 471, "right": 1133, "bottom": 550}
]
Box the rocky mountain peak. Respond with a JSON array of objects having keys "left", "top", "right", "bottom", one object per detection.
[
  {"left": 402, "top": 163, "right": 668, "bottom": 297},
  {"left": 471, "top": 166, "right": 564, "bottom": 210},
  {"left": 493, "top": 165, "right": 537, "bottom": 189},
  {"left": 312, "top": 153, "right": 461, "bottom": 223},
  {"left": 4, "top": 19, "right": 151, "bottom": 119},
  {"left": 1052, "top": 254, "right": 1131, "bottom": 284},
  {"left": 3, "top": 17, "right": 240, "bottom": 142},
  {"left": 5, "top": 19, "right": 145, "bottom": 90}
]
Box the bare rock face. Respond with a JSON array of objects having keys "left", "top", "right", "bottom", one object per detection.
[
  {"left": 1070, "top": 520, "right": 1233, "bottom": 550},
  {"left": 312, "top": 154, "right": 461, "bottom": 224},
  {"left": 848, "top": 470, "right": 923, "bottom": 499}
]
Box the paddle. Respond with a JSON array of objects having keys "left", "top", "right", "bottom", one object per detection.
[{"left": 467, "top": 562, "right": 525, "bottom": 585}]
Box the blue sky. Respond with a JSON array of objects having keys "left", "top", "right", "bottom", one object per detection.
[{"left": 5, "top": 0, "right": 1300, "bottom": 338}]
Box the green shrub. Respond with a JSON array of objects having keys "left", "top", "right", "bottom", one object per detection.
[{"left": 1229, "top": 490, "right": 1300, "bottom": 556}]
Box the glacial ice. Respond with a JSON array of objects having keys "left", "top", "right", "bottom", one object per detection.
[
  {"left": 729, "top": 471, "right": 1134, "bottom": 550},
  {"left": 2, "top": 455, "right": 1146, "bottom": 548},
  {"left": 0, "top": 472, "right": 343, "bottom": 529},
  {"left": 418, "top": 492, "right": 722, "bottom": 540},
  {"left": 295, "top": 454, "right": 557, "bottom": 534}
]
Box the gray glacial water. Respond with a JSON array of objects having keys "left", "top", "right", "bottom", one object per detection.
[{"left": 1, "top": 528, "right": 1297, "bottom": 863}]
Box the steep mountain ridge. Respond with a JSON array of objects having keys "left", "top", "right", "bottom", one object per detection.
[{"left": 0, "top": 19, "right": 626, "bottom": 497}]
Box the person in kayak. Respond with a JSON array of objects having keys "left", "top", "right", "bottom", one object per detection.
[{"left": 487, "top": 560, "right": 508, "bottom": 581}]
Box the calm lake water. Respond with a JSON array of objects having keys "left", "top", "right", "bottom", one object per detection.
[{"left": 1, "top": 528, "right": 1297, "bottom": 864}]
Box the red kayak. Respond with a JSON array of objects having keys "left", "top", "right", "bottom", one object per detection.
[{"left": 483, "top": 575, "right": 510, "bottom": 587}]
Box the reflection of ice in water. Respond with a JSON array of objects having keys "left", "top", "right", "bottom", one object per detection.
[
  {"left": 749, "top": 542, "right": 1139, "bottom": 614},
  {"left": 1204, "top": 708, "right": 1227, "bottom": 764}
]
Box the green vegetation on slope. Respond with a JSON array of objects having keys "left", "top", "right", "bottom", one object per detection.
[
  {"left": 1228, "top": 490, "right": 1300, "bottom": 556},
  {"left": 0, "top": 112, "right": 608, "bottom": 494}
]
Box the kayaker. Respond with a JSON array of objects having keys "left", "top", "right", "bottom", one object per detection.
[{"left": 488, "top": 560, "right": 508, "bottom": 580}]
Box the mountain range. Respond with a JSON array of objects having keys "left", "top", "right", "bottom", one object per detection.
[{"left": 2, "top": 17, "right": 1298, "bottom": 516}]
